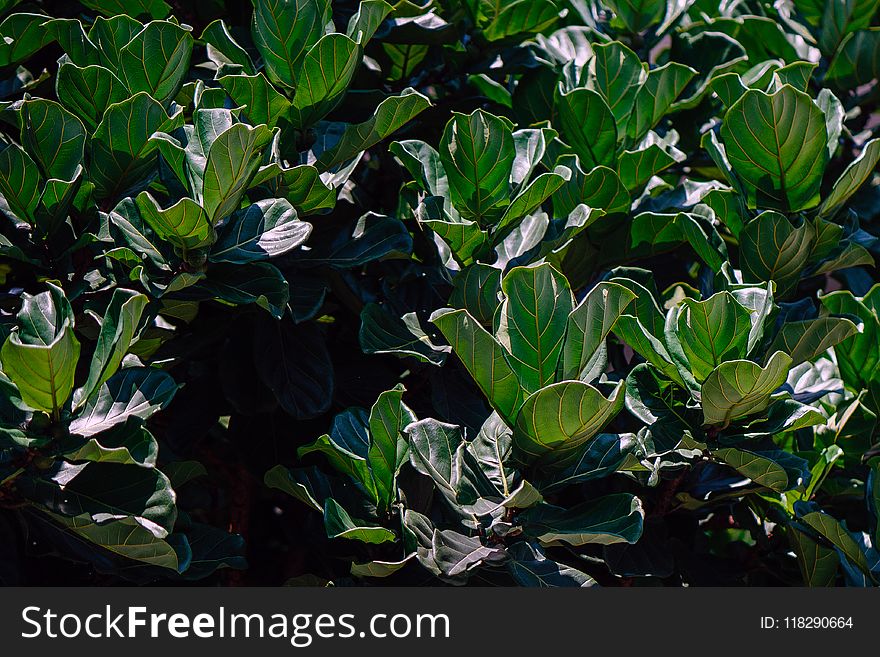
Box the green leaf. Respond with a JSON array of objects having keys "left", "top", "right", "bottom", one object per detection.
[
  {"left": 497, "top": 264, "right": 573, "bottom": 393},
  {"left": 701, "top": 351, "right": 793, "bottom": 427},
  {"left": 819, "top": 288, "right": 880, "bottom": 389},
  {"left": 0, "top": 141, "right": 41, "bottom": 224},
  {"left": 202, "top": 123, "right": 275, "bottom": 223},
  {"left": 73, "top": 288, "right": 148, "bottom": 408},
  {"left": 218, "top": 73, "right": 291, "bottom": 127},
  {"left": 315, "top": 89, "right": 431, "bottom": 171},
  {"left": 482, "top": 0, "right": 560, "bottom": 41},
  {"left": 55, "top": 62, "right": 127, "bottom": 130},
  {"left": 89, "top": 15, "right": 142, "bottom": 69},
  {"left": 358, "top": 303, "right": 449, "bottom": 366},
  {"left": 556, "top": 88, "right": 617, "bottom": 169},
  {"left": 587, "top": 41, "right": 646, "bottom": 131},
  {"left": 448, "top": 265, "right": 500, "bottom": 327},
  {"left": 92, "top": 92, "right": 184, "bottom": 200},
  {"left": 826, "top": 28, "right": 880, "bottom": 90},
  {"left": 712, "top": 447, "right": 790, "bottom": 492},
  {"left": 616, "top": 143, "right": 678, "bottom": 192},
  {"left": 44, "top": 513, "right": 184, "bottom": 571},
  {"left": 720, "top": 85, "right": 828, "bottom": 212},
  {"left": 513, "top": 380, "right": 625, "bottom": 465},
  {"left": 788, "top": 525, "right": 839, "bottom": 587},
  {"left": 210, "top": 198, "right": 311, "bottom": 264},
  {"left": 739, "top": 211, "right": 816, "bottom": 297},
  {"left": 431, "top": 308, "right": 525, "bottom": 424},
  {"left": 627, "top": 61, "right": 696, "bottom": 142},
  {"left": 290, "top": 34, "right": 361, "bottom": 128},
  {"left": 553, "top": 160, "right": 630, "bottom": 217},
  {"left": 818, "top": 139, "right": 880, "bottom": 218},
  {"left": 19, "top": 99, "right": 86, "bottom": 181},
  {"left": 251, "top": 0, "right": 330, "bottom": 89},
  {"left": 817, "top": 0, "right": 879, "bottom": 57},
  {"left": 79, "top": 0, "right": 170, "bottom": 20},
  {"left": 768, "top": 318, "right": 859, "bottom": 368},
  {"left": 560, "top": 282, "right": 636, "bottom": 380},
  {"left": 604, "top": 0, "right": 665, "bottom": 33},
  {"left": 346, "top": 0, "right": 392, "bottom": 44},
  {"left": 506, "top": 542, "right": 596, "bottom": 587},
  {"left": 119, "top": 21, "right": 193, "bottom": 105},
  {"left": 406, "top": 418, "right": 463, "bottom": 503},
  {"left": 797, "top": 510, "right": 872, "bottom": 578},
  {"left": 439, "top": 109, "right": 515, "bottom": 225},
  {"left": 520, "top": 494, "right": 644, "bottom": 546},
  {"left": 201, "top": 20, "right": 255, "bottom": 74},
  {"left": 323, "top": 498, "right": 396, "bottom": 544},
  {"left": 0, "top": 13, "right": 55, "bottom": 67},
  {"left": 135, "top": 192, "right": 214, "bottom": 253},
  {"left": 69, "top": 367, "right": 177, "bottom": 438},
  {"left": 1, "top": 284, "right": 80, "bottom": 416},
  {"left": 674, "top": 292, "right": 752, "bottom": 382},
  {"left": 368, "top": 385, "right": 416, "bottom": 511}
]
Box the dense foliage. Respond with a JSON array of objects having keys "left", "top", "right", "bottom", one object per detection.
[{"left": 0, "top": 0, "right": 878, "bottom": 587}]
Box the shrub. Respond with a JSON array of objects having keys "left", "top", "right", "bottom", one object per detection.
[{"left": 0, "top": 0, "right": 878, "bottom": 587}]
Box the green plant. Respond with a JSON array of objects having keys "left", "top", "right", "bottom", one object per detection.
[{"left": 0, "top": 0, "right": 878, "bottom": 587}]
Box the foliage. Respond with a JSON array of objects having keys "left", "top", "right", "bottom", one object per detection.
[{"left": 0, "top": 0, "right": 878, "bottom": 586}]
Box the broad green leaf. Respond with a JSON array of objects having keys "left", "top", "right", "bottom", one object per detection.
[
  {"left": 494, "top": 166, "right": 569, "bottom": 238},
  {"left": 56, "top": 62, "right": 127, "bottom": 130},
  {"left": 536, "top": 433, "right": 635, "bottom": 492},
  {"left": 798, "top": 510, "right": 872, "bottom": 578},
  {"left": 351, "top": 555, "right": 415, "bottom": 578},
  {"left": 506, "top": 542, "right": 596, "bottom": 587},
  {"left": 520, "top": 494, "right": 643, "bottom": 546},
  {"left": 819, "top": 139, "right": 880, "bottom": 218},
  {"left": 218, "top": 73, "right": 291, "bottom": 127},
  {"left": 135, "top": 192, "right": 213, "bottom": 253},
  {"left": 817, "top": 0, "right": 879, "bottom": 57},
  {"left": 272, "top": 165, "right": 336, "bottom": 214},
  {"left": 2, "top": 285, "right": 80, "bottom": 416},
  {"left": 119, "top": 21, "right": 193, "bottom": 105},
  {"left": 315, "top": 89, "right": 431, "bottom": 171},
  {"left": 513, "top": 380, "right": 625, "bottom": 465},
  {"left": 210, "top": 198, "right": 311, "bottom": 264},
  {"left": 616, "top": 143, "right": 678, "bottom": 192},
  {"left": 560, "top": 282, "right": 636, "bottom": 380},
  {"left": 69, "top": 367, "right": 177, "bottom": 437},
  {"left": 44, "top": 513, "right": 184, "bottom": 571},
  {"left": 720, "top": 86, "right": 828, "bottom": 212},
  {"left": 482, "top": 0, "right": 559, "bottom": 40},
  {"left": 0, "top": 141, "right": 40, "bottom": 224},
  {"left": 251, "top": 0, "right": 330, "bottom": 89},
  {"left": 826, "top": 28, "right": 880, "bottom": 90},
  {"left": 290, "top": 34, "right": 360, "bottom": 128},
  {"left": 201, "top": 20, "right": 255, "bottom": 74},
  {"left": 89, "top": 15, "right": 142, "bottom": 69},
  {"left": 202, "top": 123, "right": 275, "bottom": 223},
  {"left": 406, "top": 418, "right": 463, "bottom": 502},
  {"left": 449, "top": 264, "right": 501, "bottom": 326},
  {"left": 439, "top": 109, "right": 515, "bottom": 225},
  {"left": 739, "top": 211, "right": 816, "bottom": 297},
  {"left": 0, "top": 13, "right": 56, "bottom": 67},
  {"left": 553, "top": 160, "right": 630, "bottom": 217},
  {"left": 21, "top": 461, "right": 176, "bottom": 535},
  {"left": 556, "top": 88, "right": 617, "bottom": 169},
  {"left": 62, "top": 423, "right": 158, "bottom": 468},
  {"left": 712, "top": 447, "right": 790, "bottom": 492},
  {"left": 819, "top": 288, "right": 880, "bottom": 389},
  {"left": 73, "top": 289, "right": 148, "bottom": 408},
  {"left": 586, "top": 41, "right": 646, "bottom": 131},
  {"left": 92, "top": 92, "right": 184, "bottom": 200},
  {"left": 368, "top": 385, "right": 416, "bottom": 510},
  {"left": 604, "top": 0, "right": 665, "bottom": 33},
  {"left": 346, "top": 0, "right": 392, "bottom": 44},
  {"left": 430, "top": 529, "right": 506, "bottom": 580},
  {"left": 788, "top": 525, "right": 839, "bottom": 587},
  {"left": 701, "top": 351, "right": 792, "bottom": 426},
  {"left": 675, "top": 292, "right": 751, "bottom": 382},
  {"left": 497, "top": 264, "right": 573, "bottom": 393},
  {"left": 79, "top": 0, "right": 170, "bottom": 20},
  {"left": 19, "top": 99, "right": 86, "bottom": 181},
  {"left": 768, "top": 318, "right": 859, "bottom": 368},
  {"left": 431, "top": 308, "right": 525, "bottom": 424},
  {"left": 627, "top": 61, "right": 696, "bottom": 142},
  {"left": 358, "top": 303, "right": 450, "bottom": 366}
]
